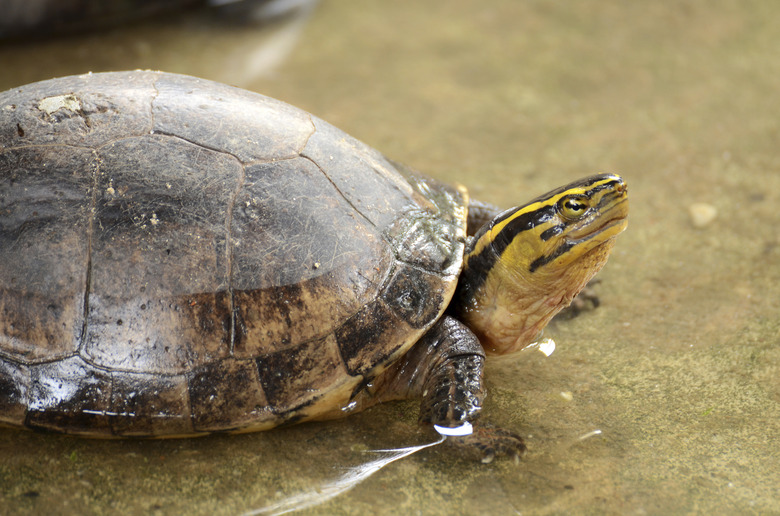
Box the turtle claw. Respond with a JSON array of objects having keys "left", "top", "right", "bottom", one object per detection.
[
  {"left": 557, "top": 280, "right": 601, "bottom": 319},
  {"left": 446, "top": 424, "right": 527, "bottom": 463}
]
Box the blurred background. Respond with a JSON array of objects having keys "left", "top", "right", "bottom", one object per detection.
[{"left": 1, "top": 1, "right": 778, "bottom": 514}]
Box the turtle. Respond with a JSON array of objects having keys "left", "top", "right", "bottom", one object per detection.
[
  {"left": 0, "top": 72, "right": 628, "bottom": 458},
  {"left": 0, "top": 0, "right": 200, "bottom": 39},
  {"left": 0, "top": 0, "right": 312, "bottom": 40}
]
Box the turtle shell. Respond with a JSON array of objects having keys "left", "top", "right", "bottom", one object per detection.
[{"left": 0, "top": 71, "right": 468, "bottom": 436}]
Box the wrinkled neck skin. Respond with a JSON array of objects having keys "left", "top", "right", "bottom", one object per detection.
[{"left": 456, "top": 238, "right": 616, "bottom": 355}]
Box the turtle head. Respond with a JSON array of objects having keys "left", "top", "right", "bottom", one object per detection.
[{"left": 455, "top": 174, "right": 628, "bottom": 355}]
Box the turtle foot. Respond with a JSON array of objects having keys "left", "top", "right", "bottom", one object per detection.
[
  {"left": 446, "top": 424, "right": 527, "bottom": 463},
  {"left": 557, "top": 280, "right": 601, "bottom": 319}
]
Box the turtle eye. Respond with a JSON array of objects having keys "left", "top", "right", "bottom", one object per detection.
[{"left": 558, "top": 195, "right": 590, "bottom": 220}]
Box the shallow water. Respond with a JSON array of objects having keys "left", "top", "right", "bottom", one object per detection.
[{"left": 1, "top": 1, "right": 779, "bottom": 514}]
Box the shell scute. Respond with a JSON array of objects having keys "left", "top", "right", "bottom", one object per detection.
[
  {"left": 0, "top": 357, "right": 29, "bottom": 425},
  {"left": 255, "top": 334, "right": 348, "bottom": 415},
  {"left": 110, "top": 371, "right": 193, "bottom": 437},
  {"left": 25, "top": 356, "right": 113, "bottom": 434},
  {"left": 0, "top": 146, "right": 92, "bottom": 363},
  {"left": 151, "top": 73, "right": 314, "bottom": 163},
  {"left": 187, "top": 358, "right": 270, "bottom": 432},
  {"left": 0, "top": 71, "right": 156, "bottom": 149}
]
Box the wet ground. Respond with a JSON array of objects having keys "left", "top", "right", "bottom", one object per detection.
[{"left": 1, "top": 0, "right": 779, "bottom": 514}]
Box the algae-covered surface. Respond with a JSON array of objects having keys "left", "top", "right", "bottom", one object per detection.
[{"left": 1, "top": 1, "right": 778, "bottom": 514}]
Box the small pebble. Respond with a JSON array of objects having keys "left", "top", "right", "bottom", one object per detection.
[{"left": 688, "top": 202, "right": 717, "bottom": 228}]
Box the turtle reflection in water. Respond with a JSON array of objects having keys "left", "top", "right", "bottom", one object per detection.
[{"left": 0, "top": 72, "right": 628, "bottom": 460}]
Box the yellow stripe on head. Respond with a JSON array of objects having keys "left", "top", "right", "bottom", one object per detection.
[{"left": 465, "top": 174, "right": 627, "bottom": 275}]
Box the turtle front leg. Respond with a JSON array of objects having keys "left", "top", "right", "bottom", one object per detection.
[
  {"left": 371, "top": 316, "right": 525, "bottom": 461},
  {"left": 415, "top": 316, "right": 485, "bottom": 428},
  {"left": 556, "top": 279, "right": 602, "bottom": 319},
  {"left": 371, "top": 316, "right": 484, "bottom": 426}
]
